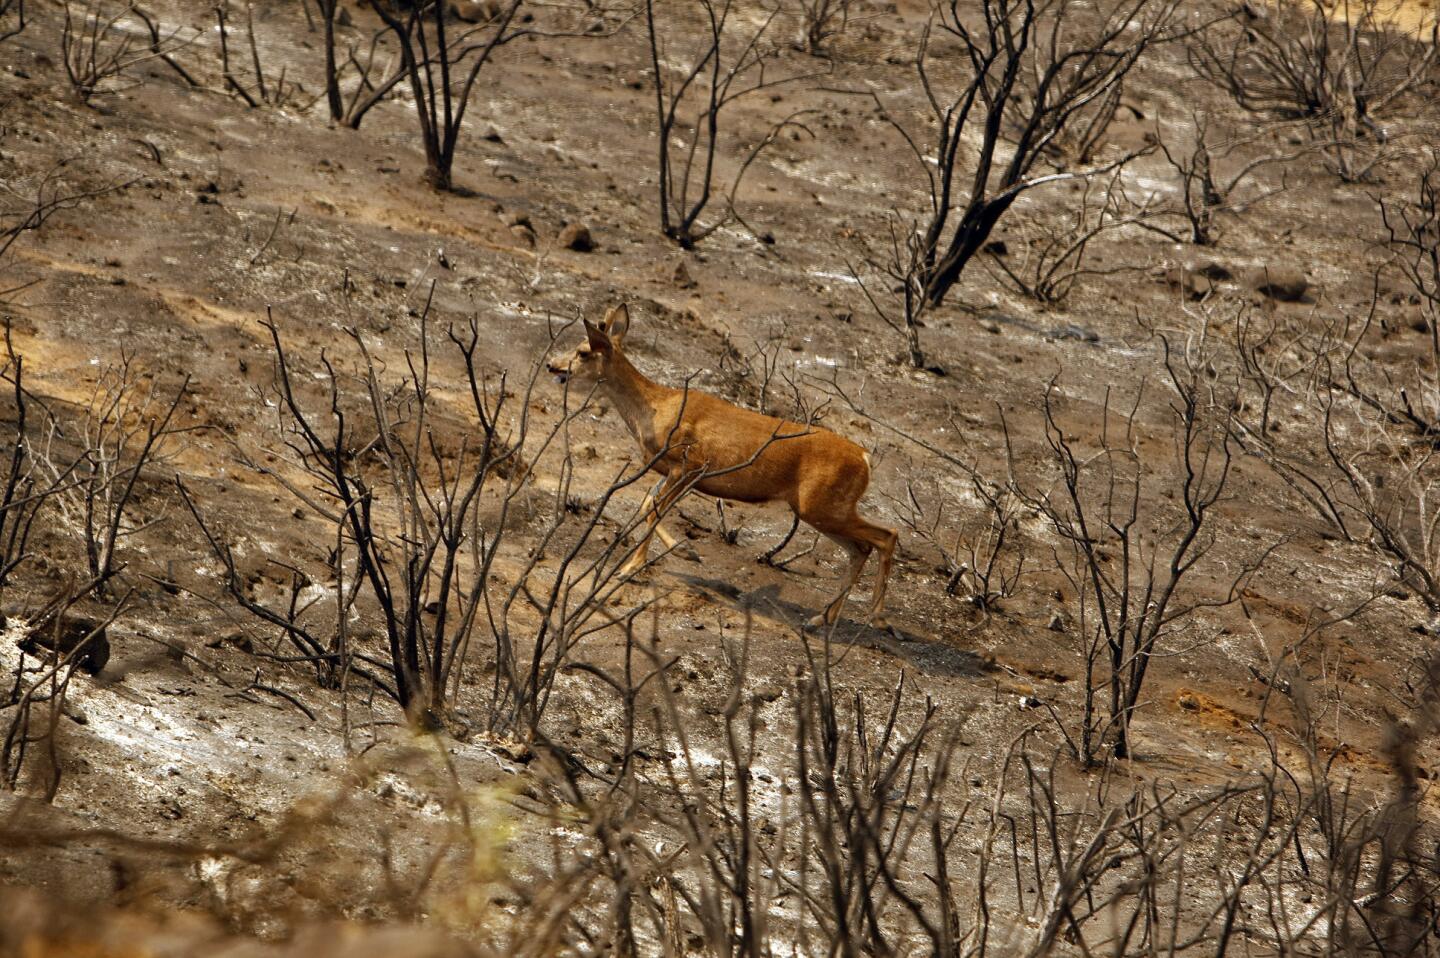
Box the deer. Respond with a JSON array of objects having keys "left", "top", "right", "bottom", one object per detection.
[{"left": 548, "top": 304, "right": 897, "bottom": 629}]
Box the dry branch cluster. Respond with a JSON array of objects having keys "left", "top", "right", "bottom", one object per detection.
[
  {"left": 12, "top": 0, "right": 1436, "bottom": 334},
  {"left": 175, "top": 307, "right": 698, "bottom": 736},
  {"left": 5, "top": 622, "right": 1437, "bottom": 954},
  {"left": 0, "top": 331, "right": 186, "bottom": 797},
  {"left": 1189, "top": 0, "right": 1439, "bottom": 181}
]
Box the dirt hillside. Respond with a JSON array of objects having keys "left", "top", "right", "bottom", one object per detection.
[{"left": 2, "top": 0, "right": 1439, "bottom": 952}]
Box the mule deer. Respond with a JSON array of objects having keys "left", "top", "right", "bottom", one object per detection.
[{"left": 548, "top": 305, "right": 896, "bottom": 628}]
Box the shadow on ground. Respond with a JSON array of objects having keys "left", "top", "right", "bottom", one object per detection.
[{"left": 674, "top": 574, "right": 994, "bottom": 679}]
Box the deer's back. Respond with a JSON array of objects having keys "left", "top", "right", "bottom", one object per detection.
[{"left": 649, "top": 391, "right": 868, "bottom": 506}]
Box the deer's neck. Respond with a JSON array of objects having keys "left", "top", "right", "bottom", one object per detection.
[{"left": 602, "top": 352, "right": 673, "bottom": 449}]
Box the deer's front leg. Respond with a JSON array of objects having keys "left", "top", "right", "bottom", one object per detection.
[
  {"left": 639, "top": 477, "right": 680, "bottom": 552},
  {"left": 619, "top": 470, "right": 696, "bottom": 577}
]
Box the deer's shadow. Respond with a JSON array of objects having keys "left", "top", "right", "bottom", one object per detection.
[{"left": 671, "top": 574, "right": 992, "bottom": 679}]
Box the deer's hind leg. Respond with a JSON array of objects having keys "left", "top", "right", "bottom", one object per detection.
[
  {"left": 808, "top": 533, "right": 872, "bottom": 630},
  {"left": 849, "top": 516, "right": 897, "bottom": 628},
  {"left": 795, "top": 458, "right": 897, "bottom": 630},
  {"left": 803, "top": 515, "right": 897, "bottom": 630}
]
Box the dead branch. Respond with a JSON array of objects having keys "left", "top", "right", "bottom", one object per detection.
[
  {"left": 647, "top": 0, "right": 825, "bottom": 246},
  {"left": 1189, "top": 0, "right": 1439, "bottom": 182}
]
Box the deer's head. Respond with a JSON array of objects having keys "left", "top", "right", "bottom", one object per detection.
[{"left": 548, "top": 304, "right": 630, "bottom": 386}]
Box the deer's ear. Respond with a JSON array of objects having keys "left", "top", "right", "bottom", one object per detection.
[
  {"left": 583, "top": 319, "right": 612, "bottom": 353},
  {"left": 601, "top": 303, "right": 630, "bottom": 348}
]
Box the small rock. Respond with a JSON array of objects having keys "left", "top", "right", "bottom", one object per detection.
[
  {"left": 558, "top": 222, "right": 595, "bottom": 252},
  {"left": 206, "top": 630, "right": 253, "bottom": 653},
  {"left": 1048, "top": 323, "right": 1099, "bottom": 343},
  {"left": 510, "top": 223, "right": 537, "bottom": 247},
  {"left": 1162, "top": 266, "right": 1215, "bottom": 302},
  {"left": 450, "top": 0, "right": 482, "bottom": 19},
  {"left": 1194, "top": 260, "right": 1232, "bottom": 281},
  {"left": 20, "top": 613, "right": 110, "bottom": 675},
  {"left": 979, "top": 319, "right": 1001, "bottom": 334},
  {"left": 983, "top": 239, "right": 1009, "bottom": 257},
  {"left": 1249, "top": 266, "right": 1309, "bottom": 302},
  {"left": 1178, "top": 692, "right": 1200, "bottom": 711},
  {"left": 671, "top": 259, "right": 697, "bottom": 289},
  {"left": 449, "top": 0, "right": 503, "bottom": 21},
  {"left": 491, "top": 737, "right": 532, "bottom": 763},
  {"left": 502, "top": 210, "right": 532, "bottom": 228},
  {"left": 753, "top": 683, "right": 784, "bottom": 704},
  {"left": 336, "top": 5, "right": 352, "bottom": 26},
  {"left": 1047, "top": 613, "right": 1065, "bottom": 632}
]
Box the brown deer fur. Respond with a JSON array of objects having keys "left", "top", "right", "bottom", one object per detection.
[{"left": 548, "top": 305, "right": 897, "bottom": 628}]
